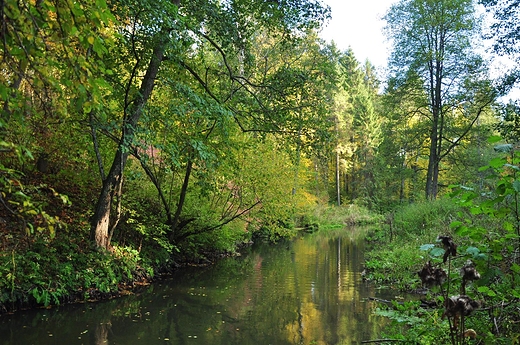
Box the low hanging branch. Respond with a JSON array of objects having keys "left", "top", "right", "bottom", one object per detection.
[{"left": 174, "top": 200, "right": 261, "bottom": 243}]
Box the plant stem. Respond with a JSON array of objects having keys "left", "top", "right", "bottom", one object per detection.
[{"left": 446, "top": 255, "right": 457, "bottom": 345}]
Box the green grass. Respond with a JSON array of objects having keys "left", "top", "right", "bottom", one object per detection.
[
  {"left": 364, "top": 197, "right": 520, "bottom": 344},
  {"left": 311, "top": 203, "right": 385, "bottom": 229},
  {"left": 363, "top": 197, "right": 463, "bottom": 288}
]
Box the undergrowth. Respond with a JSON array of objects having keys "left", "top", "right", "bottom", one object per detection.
[
  {"left": 364, "top": 168, "right": 520, "bottom": 344},
  {"left": 364, "top": 198, "right": 461, "bottom": 289},
  {"left": 312, "top": 203, "right": 384, "bottom": 229}
]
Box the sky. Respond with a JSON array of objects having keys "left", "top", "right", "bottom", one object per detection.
[
  {"left": 318, "top": 0, "right": 519, "bottom": 101},
  {"left": 318, "top": 0, "right": 396, "bottom": 71}
]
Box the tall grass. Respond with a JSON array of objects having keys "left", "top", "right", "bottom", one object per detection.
[
  {"left": 311, "top": 203, "right": 385, "bottom": 229},
  {"left": 364, "top": 197, "right": 463, "bottom": 289},
  {"left": 391, "top": 197, "right": 461, "bottom": 239}
]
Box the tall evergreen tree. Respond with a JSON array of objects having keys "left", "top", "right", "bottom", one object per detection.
[{"left": 332, "top": 49, "right": 381, "bottom": 205}]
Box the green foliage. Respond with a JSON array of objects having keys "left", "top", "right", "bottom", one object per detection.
[
  {"left": 332, "top": 48, "right": 384, "bottom": 206},
  {"left": 383, "top": 0, "right": 494, "bottom": 200},
  {"left": 481, "top": 0, "right": 520, "bottom": 69},
  {"left": 0, "top": 161, "right": 70, "bottom": 239},
  {"left": 312, "top": 203, "right": 384, "bottom": 228},
  {"left": 0, "top": 235, "right": 155, "bottom": 309},
  {"left": 365, "top": 241, "right": 424, "bottom": 290},
  {"left": 449, "top": 136, "right": 520, "bottom": 300},
  {"left": 390, "top": 198, "right": 461, "bottom": 239},
  {"left": 376, "top": 306, "right": 452, "bottom": 344},
  {"left": 367, "top": 137, "right": 520, "bottom": 343}
]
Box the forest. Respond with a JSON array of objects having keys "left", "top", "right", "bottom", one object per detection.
[{"left": 1, "top": 0, "right": 519, "bottom": 343}]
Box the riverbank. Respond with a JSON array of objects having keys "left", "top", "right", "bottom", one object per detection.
[
  {"left": 0, "top": 202, "right": 382, "bottom": 315},
  {"left": 363, "top": 198, "right": 520, "bottom": 344},
  {"left": 0, "top": 227, "right": 391, "bottom": 345}
]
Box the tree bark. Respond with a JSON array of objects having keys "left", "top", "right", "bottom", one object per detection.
[
  {"left": 336, "top": 150, "right": 340, "bottom": 206},
  {"left": 425, "top": 42, "right": 444, "bottom": 200},
  {"left": 90, "top": 36, "right": 168, "bottom": 250},
  {"left": 169, "top": 159, "right": 193, "bottom": 241}
]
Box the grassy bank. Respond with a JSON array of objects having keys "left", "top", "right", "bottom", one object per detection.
[
  {"left": 364, "top": 198, "right": 461, "bottom": 290},
  {"left": 364, "top": 198, "right": 520, "bottom": 344}
]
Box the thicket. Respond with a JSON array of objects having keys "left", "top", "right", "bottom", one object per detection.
[
  {"left": 0, "top": 137, "right": 381, "bottom": 313},
  {"left": 364, "top": 137, "right": 520, "bottom": 344}
]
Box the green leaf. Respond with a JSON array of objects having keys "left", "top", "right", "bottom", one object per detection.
[
  {"left": 513, "top": 180, "right": 520, "bottom": 193},
  {"left": 489, "top": 156, "right": 506, "bottom": 168},
  {"left": 504, "top": 164, "right": 520, "bottom": 171},
  {"left": 477, "top": 286, "right": 489, "bottom": 293},
  {"left": 470, "top": 207, "right": 482, "bottom": 215},
  {"left": 496, "top": 182, "right": 507, "bottom": 195},
  {"left": 450, "top": 220, "right": 463, "bottom": 228},
  {"left": 429, "top": 247, "right": 445, "bottom": 258},
  {"left": 455, "top": 225, "right": 470, "bottom": 236},
  {"left": 487, "top": 135, "right": 502, "bottom": 143},
  {"left": 465, "top": 246, "right": 480, "bottom": 257},
  {"left": 93, "top": 38, "right": 107, "bottom": 56},
  {"left": 0, "top": 84, "right": 8, "bottom": 100},
  {"left": 478, "top": 286, "right": 496, "bottom": 297},
  {"left": 494, "top": 144, "right": 513, "bottom": 153},
  {"left": 419, "top": 244, "right": 435, "bottom": 251}
]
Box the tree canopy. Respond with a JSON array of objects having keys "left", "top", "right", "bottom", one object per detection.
[{"left": 384, "top": 0, "right": 495, "bottom": 199}]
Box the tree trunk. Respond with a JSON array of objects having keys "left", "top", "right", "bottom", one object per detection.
[
  {"left": 425, "top": 53, "right": 443, "bottom": 200},
  {"left": 169, "top": 159, "right": 193, "bottom": 241},
  {"left": 425, "top": 120, "right": 438, "bottom": 200},
  {"left": 90, "top": 36, "right": 167, "bottom": 250},
  {"left": 90, "top": 154, "right": 125, "bottom": 250}
]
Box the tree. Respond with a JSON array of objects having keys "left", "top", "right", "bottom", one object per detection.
[
  {"left": 376, "top": 76, "right": 429, "bottom": 205},
  {"left": 385, "top": 0, "right": 495, "bottom": 200},
  {"left": 89, "top": 0, "right": 178, "bottom": 250},
  {"left": 128, "top": 29, "right": 336, "bottom": 246},
  {"left": 481, "top": 0, "right": 520, "bottom": 143},
  {"left": 331, "top": 48, "right": 381, "bottom": 205},
  {"left": 0, "top": 0, "right": 115, "bottom": 238},
  {"left": 481, "top": 0, "right": 520, "bottom": 90},
  {"left": 88, "top": 0, "right": 331, "bottom": 250}
]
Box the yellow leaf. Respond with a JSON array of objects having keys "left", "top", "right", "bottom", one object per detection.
[{"left": 88, "top": 36, "right": 95, "bottom": 45}]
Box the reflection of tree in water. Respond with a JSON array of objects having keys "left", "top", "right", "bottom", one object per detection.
[
  {"left": 94, "top": 321, "right": 110, "bottom": 345},
  {"left": 281, "top": 233, "right": 379, "bottom": 344},
  {"left": 0, "top": 230, "right": 389, "bottom": 345}
]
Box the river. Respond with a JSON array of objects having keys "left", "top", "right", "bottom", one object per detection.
[{"left": 0, "top": 228, "right": 394, "bottom": 345}]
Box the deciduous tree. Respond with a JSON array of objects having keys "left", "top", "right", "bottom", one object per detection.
[
  {"left": 385, "top": 0, "right": 495, "bottom": 199},
  {"left": 88, "top": 0, "right": 331, "bottom": 250}
]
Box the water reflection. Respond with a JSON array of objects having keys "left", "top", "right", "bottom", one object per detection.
[{"left": 0, "top": 228, "right": 391, "bottom": 345}]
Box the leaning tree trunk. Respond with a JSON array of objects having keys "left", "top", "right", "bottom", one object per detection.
[
  {"left": 90, "top": 37, "right": 167, "bottom": 250},
  {"left": 169, "top": 159, "right": 193, "bottom": 241}
]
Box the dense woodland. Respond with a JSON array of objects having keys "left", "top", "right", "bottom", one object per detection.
[{"left": 1, "top": 0, "right": 520, "bottom": 342}]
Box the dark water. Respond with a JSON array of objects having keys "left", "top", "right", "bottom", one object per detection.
[{"left": 0, "top": 229, "right": 394, "bottom": 345}]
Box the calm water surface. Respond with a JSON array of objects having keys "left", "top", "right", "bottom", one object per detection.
[{"left": 0, "top": 229, "right": 394, "bottom": 345}]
